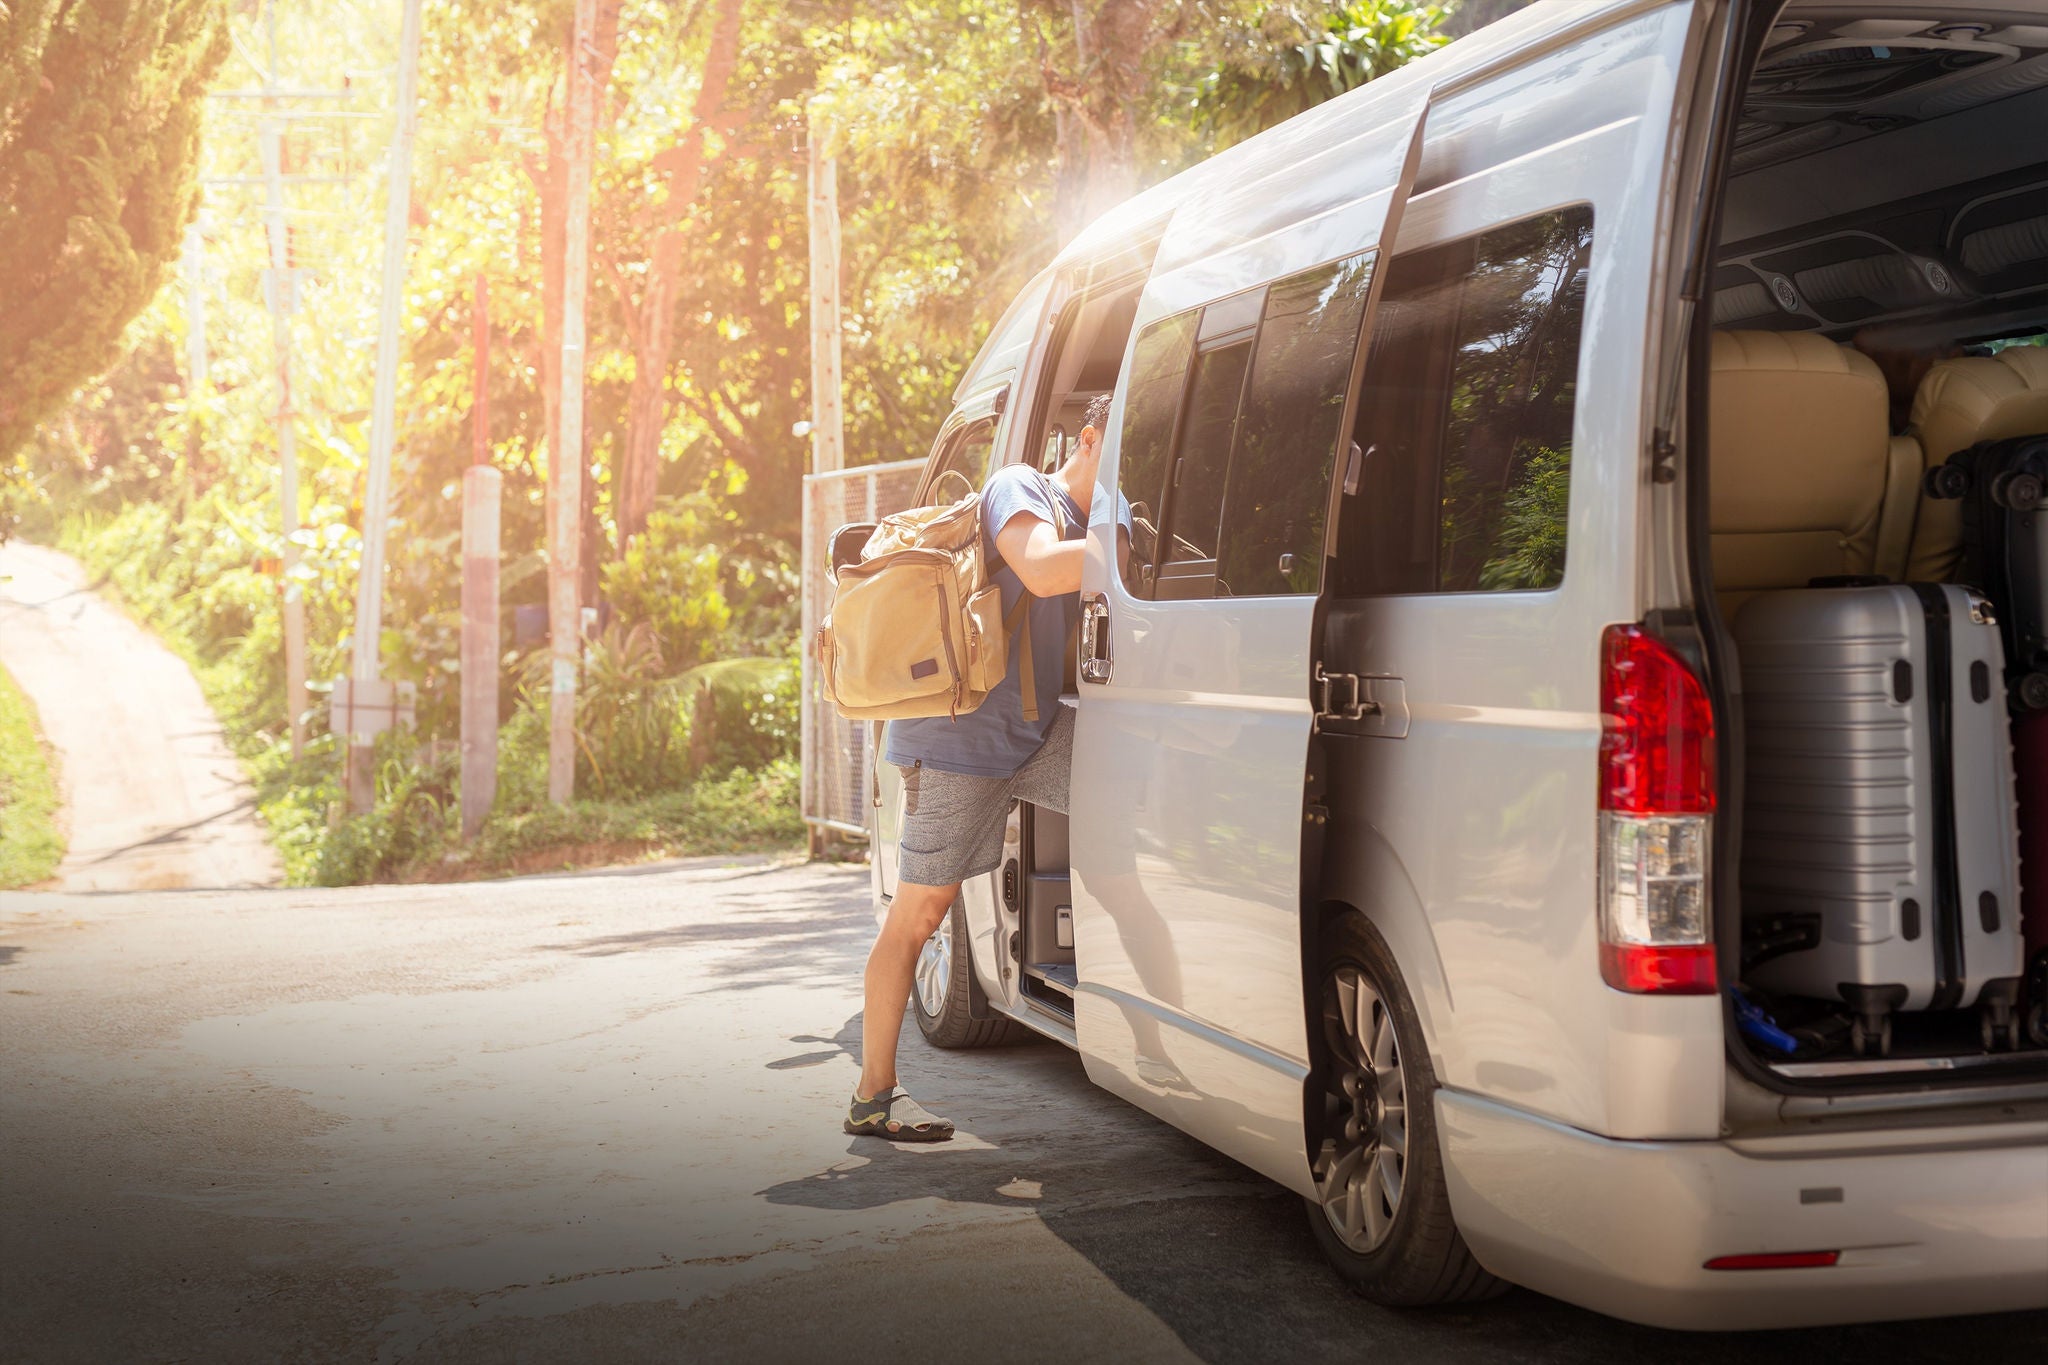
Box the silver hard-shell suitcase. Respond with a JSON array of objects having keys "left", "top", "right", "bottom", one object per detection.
[{"left": 1735, "top": 583, "right": 2024, "bottom": 1052}]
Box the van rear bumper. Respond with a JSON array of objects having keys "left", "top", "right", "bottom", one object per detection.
[{"left": 1437, "top": 1090, "right": 2048, "bottom": 1330}]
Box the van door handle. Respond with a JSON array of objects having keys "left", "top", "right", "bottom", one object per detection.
[{"left": 1080, "top": 593, "right": 1112, "bottom": 684}]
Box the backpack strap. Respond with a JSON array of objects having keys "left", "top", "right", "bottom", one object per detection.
[
  {"left": 993, "top": 469, "right": 1076, "bottom": 727},
  {"left": 1006, "top": 590, "right": 1038, "bottom": 724}
]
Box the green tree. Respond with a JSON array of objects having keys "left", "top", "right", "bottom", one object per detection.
[
  {"left": 1194, "top": 1, "right": 1454, "bottom": 150},
  {"left": 0, "top": 0, "right": 228, "bottom": 461}
]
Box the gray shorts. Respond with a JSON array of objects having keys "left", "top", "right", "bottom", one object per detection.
[{"left": 894, "top": 705, "right": 1073, "bottom": 888}]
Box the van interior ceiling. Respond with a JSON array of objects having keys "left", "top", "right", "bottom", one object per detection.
[{"left": 1706, "top": 4, "right": 2048, "bottom": 1085}]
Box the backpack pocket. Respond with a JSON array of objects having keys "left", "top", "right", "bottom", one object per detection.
[
  {"left": 962, "top": 581, "right": 1008, "bottom": 694},
  {"left": 827, "top": 559, "right": 962, "bottom": 712}
]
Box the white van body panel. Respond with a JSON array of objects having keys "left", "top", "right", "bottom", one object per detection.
[
  {"left": 1439, "top": 1090, "right": 2048, "bottom": 1329},
  {"left": 1069, "top": 0, "right": 1718, "bottom": 1199},
  {"left": 1318, "top": 15, "right": 1730, "bottom": 1143}
]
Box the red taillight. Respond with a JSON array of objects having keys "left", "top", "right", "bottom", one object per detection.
[
  {"left": 1599, "top": 625, "right": 1716, "bottom": 995},
  {"left": 1704, "top": 1251, "right": 1841, "bottom": 1271},
  {"left": 1600, "top": 625, "right": 1716, "bottom": 815},
  {"left": 1599, "top": 943, "right": 1717, "bottom": 995}
]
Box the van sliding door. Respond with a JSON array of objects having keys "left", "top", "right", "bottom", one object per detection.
[{"left": 1067, "top": 96, "right": 1429, "bottom": 1198}]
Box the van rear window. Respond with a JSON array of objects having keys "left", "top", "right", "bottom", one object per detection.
[{"left": 1337, "top": 205, "right": 1594, "bottom": 597}]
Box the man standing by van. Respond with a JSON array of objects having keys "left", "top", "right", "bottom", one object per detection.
[{"left": 845, "top": 395, "right": 1115, "bottom": 1142}]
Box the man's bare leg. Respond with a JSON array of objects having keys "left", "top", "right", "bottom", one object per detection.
[{"left": 858, "top": 879, "right": 961, "bottom": 1103}]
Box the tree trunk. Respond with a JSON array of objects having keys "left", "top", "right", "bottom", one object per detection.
[
  {"left": 1043, "top": 0, "right": 1166, "bottom": 246},
  {"left": 615, "top": 0, "right": 747, "bottom": 555}
]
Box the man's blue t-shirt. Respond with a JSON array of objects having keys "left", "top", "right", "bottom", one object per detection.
[{"left": 884, "top": 464, "right": 1083, "bottom": 778}]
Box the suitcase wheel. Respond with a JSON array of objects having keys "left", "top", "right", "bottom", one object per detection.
[
  {"left": 1989, "top": 468, "right": 2044, "bottom": 511},
  {"left": 2020, "top": 672, "right": 2048, "bottom": 711},
  {"left": 1924, "top": 463, "right": 1972, "bottom": 501},
  {"left": 1850, "top": 1014, "right": 1893, "bottom": 1058}
]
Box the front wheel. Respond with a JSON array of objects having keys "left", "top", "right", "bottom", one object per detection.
[
  {"left": 1304, "top": 912, "right": 1504, "bottom": 1306},
  {"left": 913, "top": 899, "right": 1023, "bottom": 1049}
]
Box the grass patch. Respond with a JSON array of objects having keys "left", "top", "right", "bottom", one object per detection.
[
  {"left": 0, "top": 662, "right": 65, "bottom": 887},
  {"left": 310, "top": 756, "right": 804, "bottom": 886},
  {"left": 53, "top": 509, "right": 807, "bottom": 888}
]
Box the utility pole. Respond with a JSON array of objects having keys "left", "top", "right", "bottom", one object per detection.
[
  {"left": 806, "top": 107, "right": 845, "bottom": 477},
  {"left": 801, "top": 106, "right": 847, "bottom": 858},
  {"left": 549, "top": 0, "right": 600, "bottom": 806},
  {"left": 461, "top": 275, "right": 500, "bottom": 839},
  {"left": 346, "top": 0, "right": 425, "bottom": 813},
  {"left": 260, "top": 117, "right": 308, "bottom": 761}
]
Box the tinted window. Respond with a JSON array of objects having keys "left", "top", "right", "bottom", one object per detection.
[
  {"left": 1116, "top": 313, "right": 1197, "bottom": 591},
  {"left": 1220, "top": 255, "right": 1376, "bottom": 596},
  {"left": 1339, "top": 206, "right": 1593, "bottom": 596},
  {"left": 1156, "top": 341, "right": 1252, "bottom": 597}
]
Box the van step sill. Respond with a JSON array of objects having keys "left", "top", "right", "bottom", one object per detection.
[
  {"left": 1023, "top": 962, "right": 1077, "bottom": 993},
  {"left": 1770, "top": 1051, "right": 2048, "bottom": 1080}
]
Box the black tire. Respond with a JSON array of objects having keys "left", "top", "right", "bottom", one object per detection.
[
  {"left": 914, "top": 899, "right": 1025, "bottom": 1049},
  {"left": 1304, "top": 911, "right": 1505, "bottom": 1307}
]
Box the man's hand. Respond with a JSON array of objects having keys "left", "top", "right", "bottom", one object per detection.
[{"left": 994, "top": 511, "right": 1083, "bottom": 598}]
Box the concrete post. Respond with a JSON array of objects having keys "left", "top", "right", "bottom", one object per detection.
[{"left": 460, "top": 467, "right": 501, "bottom": 839}]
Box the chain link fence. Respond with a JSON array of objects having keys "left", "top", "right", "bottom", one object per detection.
[{"left": 800, "top": 459, "right": 926, "bottom": 841}]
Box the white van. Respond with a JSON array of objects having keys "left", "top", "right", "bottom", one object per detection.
[{"left": 865, "top": 0, "right": 2048, "bottom": 1330}]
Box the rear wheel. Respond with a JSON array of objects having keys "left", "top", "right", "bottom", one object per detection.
[
  {"left": 914, "top": 899, "right": 1023, "bottom": 1048},
  {"left": 1305, "top": 912, "right": 1504, "bottom": 1306}
]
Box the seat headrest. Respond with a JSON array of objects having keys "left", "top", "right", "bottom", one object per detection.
[
  {"left": 1910, "top": 346, "right": 2048, "bottom": 463},
  {"left": 1709, "top": 330, "right": 1891, "bottom": 538}
]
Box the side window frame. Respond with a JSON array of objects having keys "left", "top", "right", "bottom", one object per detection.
[
  {"left": 1338, "top": 202, "right": 1597, "bottom": 600},
  {"left": 1116, "top": 253, "right": 1383, "bottom": 602},
  {"left": 917, "top": 387, "right": 1010, "bottom": 505}
]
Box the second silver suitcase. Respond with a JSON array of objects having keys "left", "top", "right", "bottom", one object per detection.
[{"left": 1735, "top": 583, "right": 2024, "bottom": 1051}]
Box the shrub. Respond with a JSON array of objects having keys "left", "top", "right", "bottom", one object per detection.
[{"left": 601, "top": 497, "right": 732, "bottom": 668}]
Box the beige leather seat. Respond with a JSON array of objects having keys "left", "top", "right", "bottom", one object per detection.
[
  {"left": 1905, "top": 346, "right": 2048, "bottom": 582},
  {"left": 1710, "top": 330, "right": 1921, "bottom": 610}
]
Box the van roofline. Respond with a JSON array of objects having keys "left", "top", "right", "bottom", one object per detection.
[
  {"left": 951, "top": 0, "right": 1668, "bottom": 403},
  {"left": 1055, "top": 0, "right": 1664, "bottom": 270}
]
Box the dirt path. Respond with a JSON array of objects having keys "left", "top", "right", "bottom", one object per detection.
[{"left": 0, "top": 541, "right": 279, "bottom": 891}]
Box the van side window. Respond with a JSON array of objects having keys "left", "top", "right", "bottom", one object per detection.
[
  {"left": 1339, "top": 206, "right": 1594, "bottom": 596},
  {"left": 1116, "top": 253, "right": 1376, "bottom": 600},
  {"left": 1222, "top": 254, "right": 1376, "bottom": 595},
  {"left": 1156, "top": 340, "right": 1253, "bottom": 598},
  {"left": 929, "top": 417, "right": 997, "bottom": 499},
  {"left": 1115, "top": 313, "right": 1197, "bottom": 596}
]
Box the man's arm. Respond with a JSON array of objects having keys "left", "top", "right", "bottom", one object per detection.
[{"left": 995, "top": 512, "right": 1084, "bottom": 598}]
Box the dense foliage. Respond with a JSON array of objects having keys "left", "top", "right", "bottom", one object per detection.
[
  {"left": 17, "top": 0, "right": 1530, "bottom": 882},
  {"left": 0, "top": 0, "right": 227, "bottom": 478}
]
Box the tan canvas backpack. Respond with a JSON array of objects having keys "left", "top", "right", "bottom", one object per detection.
[{"left": 818, "top": 470, "right": 1051, "bottom": 723}]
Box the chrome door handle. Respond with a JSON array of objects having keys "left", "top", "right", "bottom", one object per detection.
[{"left": 1080, "top": 593, "right": 1112, "bottom": 684}]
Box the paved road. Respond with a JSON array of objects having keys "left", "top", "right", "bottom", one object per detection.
[
  {"left": 0, "top": 541, "right": 280, "bottom": 893},
  {"left": 1, "top": 859, "right": 2040, "bottom": 1363}
]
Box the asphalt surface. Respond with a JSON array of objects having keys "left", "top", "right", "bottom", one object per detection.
[
  {"left": 0, "top": 542, "right": 280, "bottom": 892},
  {"left": 3, "top": 856, "right": 2044, "bottom": 1363}
]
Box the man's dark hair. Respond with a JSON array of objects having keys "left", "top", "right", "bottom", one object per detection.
[{"left": 1083, "top": 393, "right": 1113, "bottom": 432}]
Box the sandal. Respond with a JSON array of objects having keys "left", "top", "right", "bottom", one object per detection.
[{"left": 845, "top": 1087, "right": 956, "bottom": 1142}]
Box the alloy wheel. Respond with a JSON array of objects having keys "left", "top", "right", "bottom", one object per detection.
[
  {"left": 1312, "top": 964, "right": 1409, "bottom": 1253},
  {"left": 915, "top": 911, "right": 954, "bottom": 1018}
]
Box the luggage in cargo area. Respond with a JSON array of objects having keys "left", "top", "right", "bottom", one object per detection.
[
  {"left": 1925, "top": 434, "right": 2048, "bottom": 710},
  {"left": 1735, "top": 583, "right": 2025, "bottom": 1054}
]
